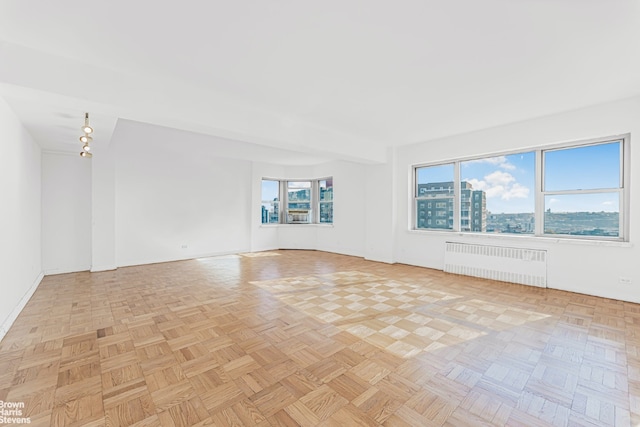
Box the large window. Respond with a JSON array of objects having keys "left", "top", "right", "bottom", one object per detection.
[
  {"left": 413, "top": 135, "right": 629, "bottom": 241},
  {"left": 261, "top": 178, "right": 334, "bottom": 224}
]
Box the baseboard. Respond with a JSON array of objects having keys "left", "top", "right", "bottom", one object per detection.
[
  {"left": 91, "top": 264, "right": 118, "bottom": 272},
  {"left": 43, "top": 265, "right": 91, "bottom": 275},
  {"left": 0, "top": 271, "right": 44, "bottom": 342}
]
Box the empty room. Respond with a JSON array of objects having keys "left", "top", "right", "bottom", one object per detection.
[{"left": 1, "top": 1, "right": 639, "bottom": 426}]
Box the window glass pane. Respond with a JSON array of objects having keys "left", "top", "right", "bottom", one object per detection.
[
  {"left": 261, "top": 180, "right": 279, "bottom": 201},
  {"left": 461, "top": 152, "right": 535, "bottom": 234},
  {"left": 544, "top": 193, "right": 619, "bottom": 237},
  {"left": 319, "top": 202, "right": 333, "bottom": 223},
  {"left": 261, "top": 202, "right": 279, "bottom": 224},
  {"left": 319, "top": 178, "right": 333, "bottom": 223},
  {"left": 319, "top": 179, "right": 333, "bottom": 201},
  {"left": 287, "top": 181, "right": 311, "bottom": 223},
  {"left": 416, "top": 164, "right": 454, "bottom": 197},
  {"left": 287, "top": 181, "right": 311, "bottom": 202},
  {"left": 544, "top": 142, "right": 620, "bottom": 191},
  {"left": 261, "top": 180, "right": 280, "bottom": 224},
  {"left": 415, "top": 164, "right": 454, "bottom": 230}
]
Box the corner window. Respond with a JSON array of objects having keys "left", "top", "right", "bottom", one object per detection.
[{"left": 261, "top": 178, "right": 333, "bottom": 225}]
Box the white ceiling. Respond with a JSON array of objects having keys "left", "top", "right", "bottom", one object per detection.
[{"left": 1, "top": 0, "right": 639, "bottom": 164}]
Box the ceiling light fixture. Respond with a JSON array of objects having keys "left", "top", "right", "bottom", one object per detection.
[
  {"left": 81, "top": 112, "right": 93, "bottom": 134},
  {"left": 79, "top": 112, "right": 94, "bottom": 158}
]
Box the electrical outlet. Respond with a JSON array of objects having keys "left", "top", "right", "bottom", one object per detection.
[
  {"left": 181, "top": 244, "right": 188, "bottom": 249},
  {"left": 619, "top": 277, "right": 632, "bottom": 285}
]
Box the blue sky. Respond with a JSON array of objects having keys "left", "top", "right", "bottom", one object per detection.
[
  {"left": 418, "top": 141, "right": 621, "bottom": 214},
  {"left": 262, "top": 180, "right": 279, "bottom": 201},
  {"left": 461, "top": 153, "right": 535, "bottom": 213}
]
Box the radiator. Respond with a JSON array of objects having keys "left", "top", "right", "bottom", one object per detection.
[{"left": 444, "top": 242, "right": 547, "bottom": 288}]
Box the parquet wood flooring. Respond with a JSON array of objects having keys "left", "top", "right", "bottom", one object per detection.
[{"left": 1, "top": 250, "right": 639, "bottom": 426}]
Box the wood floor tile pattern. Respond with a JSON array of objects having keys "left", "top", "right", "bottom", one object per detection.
[{"left": 1, "top": 250, "right": 638, "bottom": 426}]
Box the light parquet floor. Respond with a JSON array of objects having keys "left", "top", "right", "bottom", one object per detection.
[{"left": 1, "top": 250, "right": 639, "bottom": 426}]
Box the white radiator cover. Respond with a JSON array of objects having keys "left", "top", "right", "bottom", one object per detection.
[{"left": 444, "top": 242, "right": 547, "bottom": 288}]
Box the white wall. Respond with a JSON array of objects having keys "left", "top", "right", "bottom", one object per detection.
[
  {"left": 91, "top": 132, "right": 117, "bottom": 272},
  {"left": 313, "top": 161, "right": 366, "bottom": 257},
  {"left": 394, "top": 96, "right": 640, "bottom": 302},
  {"left": 114, "top": 121, "right": 252, "bottom": 267},
  {"left": 364, "top": 148, "right": 397, "bottom": 264},
  {"left": 41, "top": 152, "right": 92, "bottom": 274},
  {"left": 0, "top": 97, "right": 43, "bottom": 339}
]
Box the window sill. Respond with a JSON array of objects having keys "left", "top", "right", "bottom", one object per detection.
[
  {"left": 260, "top": 223, "right": 334, "bottom": 228},
  {"left": 406, "top": 229, "right": 633, "bottom": 248}
]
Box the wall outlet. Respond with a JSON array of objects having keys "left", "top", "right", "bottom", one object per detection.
[
  {"left": 619, "top": 277, "right": 632, "bottom": 285},
  {"left": 181, "top": 244, "right": 188, "bottom": 249}
]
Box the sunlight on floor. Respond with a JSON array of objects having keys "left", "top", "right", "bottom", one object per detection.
[{"left": 249, "top": 271, "right": 554, "bottom": 358}]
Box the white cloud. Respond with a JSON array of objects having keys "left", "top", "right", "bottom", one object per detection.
[
  {"left": 466, "top": 178, "right": 486, "bottom": 190},
  {"left": 602, "top": 200, "right": 615, "bottom": 206},
  {"left": 465, "top": 171, "right": 529, "bottom": 200},
  {"left": 485, "top": 170, "right": 516, "bottom": 186},
  {"left": 503, "top": 182, "right": 530, "bottom": 200},
  {"left": 464, "top": 156, "right": 516, "bottom": 170},
  {"left": 501, "top": 163, "right": 516, "bottom": 171}
]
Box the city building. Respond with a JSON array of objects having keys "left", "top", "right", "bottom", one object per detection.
[{"left": 416, "top": 181, "right": 486, "bottom": 232}]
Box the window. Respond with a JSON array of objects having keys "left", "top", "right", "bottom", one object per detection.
[
  {"left": 415, "top": 163, "right": 454, "bottom": 230},
  {"left": 460, "top": 152, "right": 535, "bottom": 233},
  {"left": 287, "top": 181, "right": 311, "bottom": 223},
  {"left": 319, "top": 179, "right": 333, "bottom": 223},
  {"left": 412, "top": 135, "right": 628, "bottom": 241},
  {"left": 261, "top": 180, "right": 280, "bottom": 224},
  {"left": 261, "top": 178, "right": 333, "bottom": 224},
  {"left": 543, "top": 141, "right": 622, "bottom": 237}
]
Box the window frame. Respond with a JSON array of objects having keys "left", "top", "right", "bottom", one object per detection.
[
  {"left": 260, "top": 179, "right": 282, "bottom": 224},
  {"left": 414, "top": 163, "right": 456, "bottom": 231},
  {"left": 412, "top": 134, "right": 630, "bottom": 242},
  {"left": 285, "top": 180, "right": 312, "bottom": 224},
  {"left": 318, "top": 178, "right": 334, "bottom": 224}
]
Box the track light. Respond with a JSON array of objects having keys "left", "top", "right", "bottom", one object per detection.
[
  {"left": 81, "top": 112, "right": 93, "bottom": 134},
  {"left": 79, "top": 112, "right": 95, "bottom": 158}
]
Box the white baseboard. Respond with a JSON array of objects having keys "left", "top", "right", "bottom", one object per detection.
[
  {"left": 91, "top": 264, "right": 118, "bottom": 272},
  {"left": 0, "top": 272, "right": 44, "bottom": 342}
]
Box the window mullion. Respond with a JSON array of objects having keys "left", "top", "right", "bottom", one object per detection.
[
  {"left": 280, "top": 180, "right": 287, "bottom": 224},
  {"left": 453, "top": 162, "right": 460, "bottom": 232},
  {"left": 312, "top": 180, "right": 319, "bottom": 223},
  {"left": 535, "top": 149, "right": 544, "bottom": 236}
]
